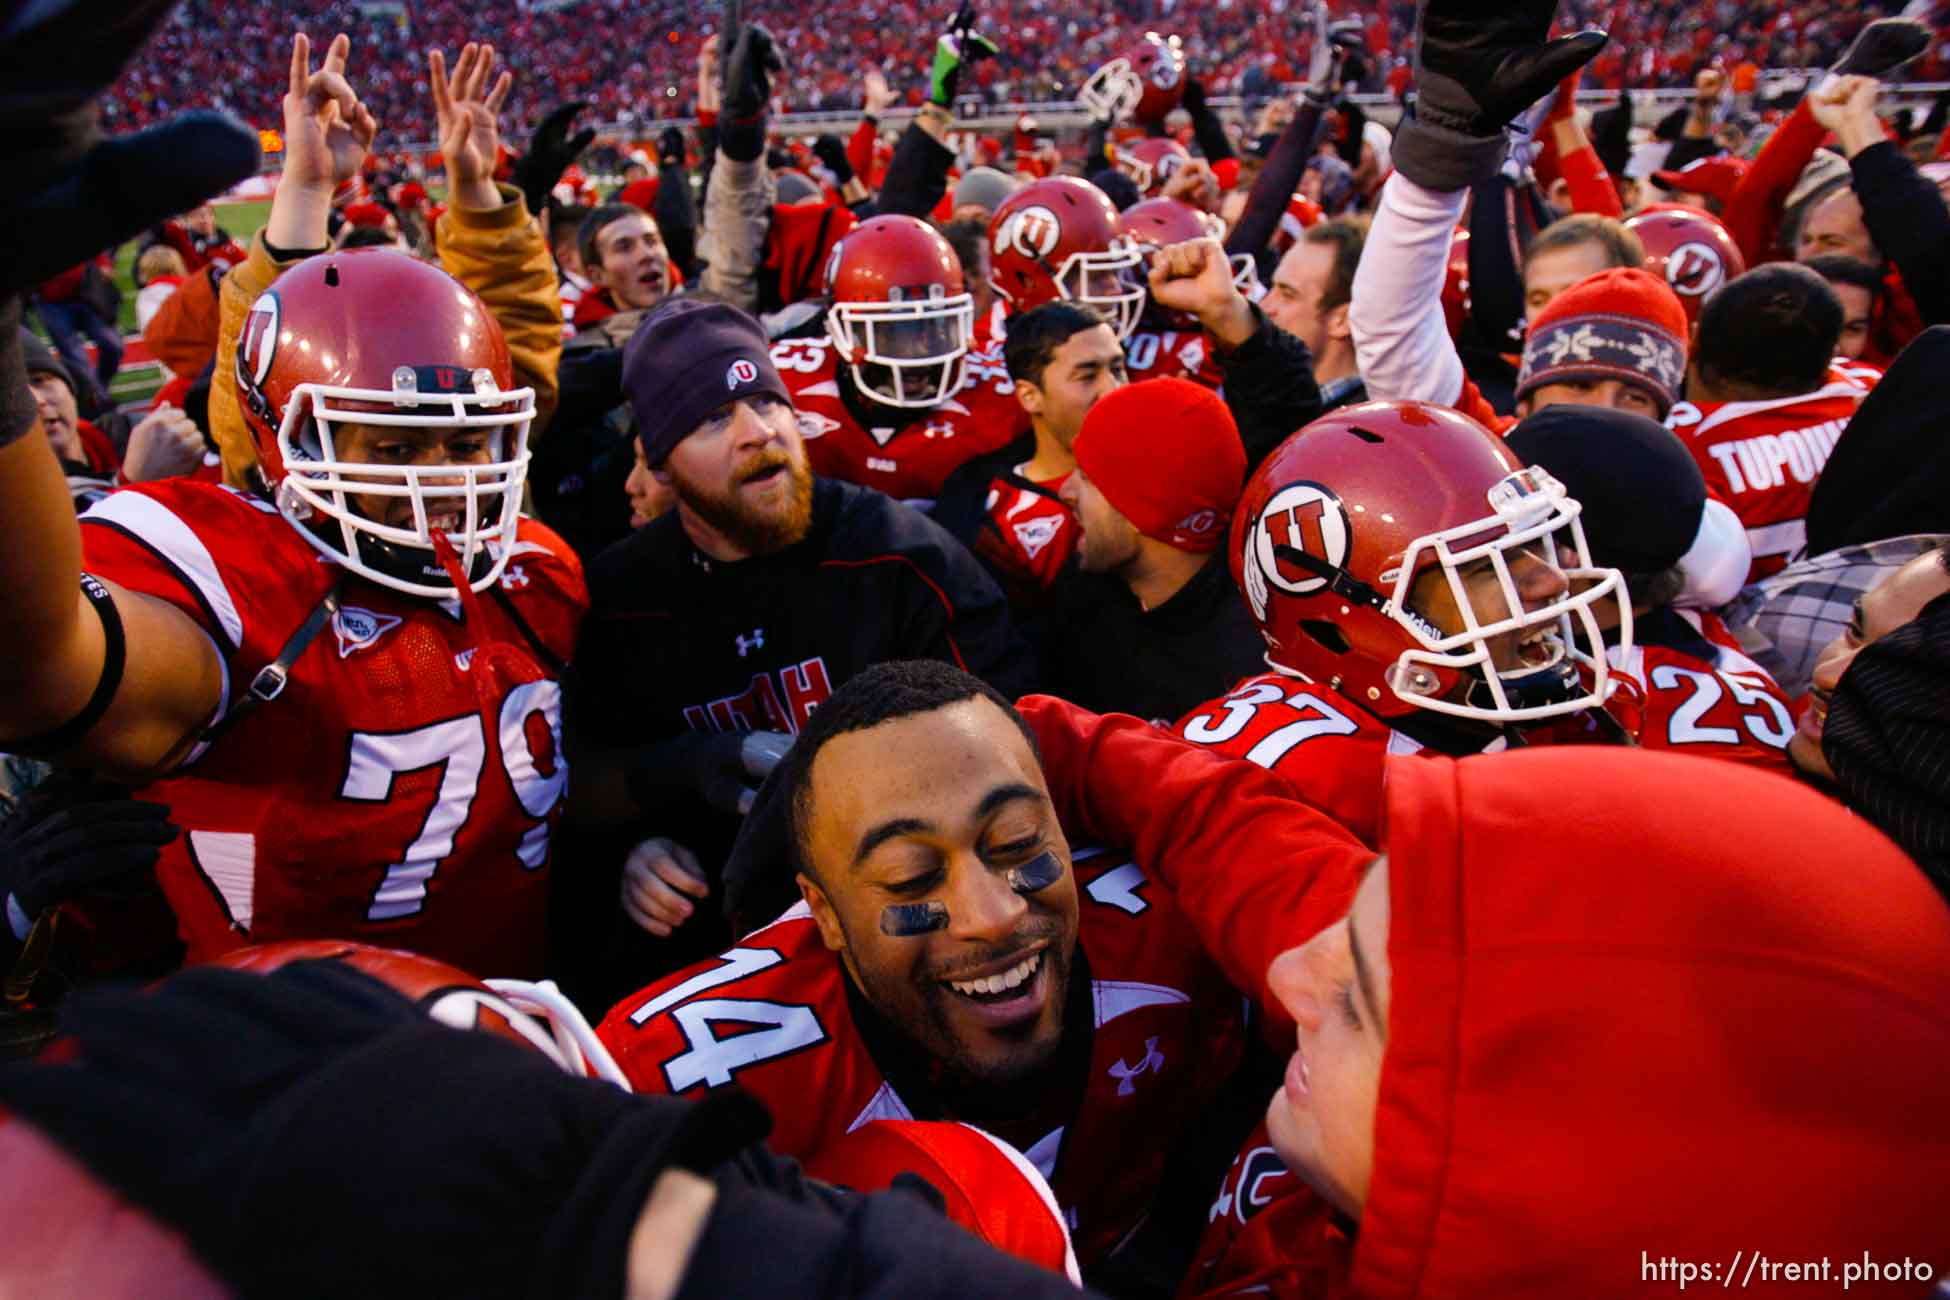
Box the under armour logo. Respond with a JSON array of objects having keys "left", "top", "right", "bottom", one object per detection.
[
  {"left": 500, "top": 564, "right": 529, "bottom": 590},
  {"left": 1108, "top": 1036, "right": 1165, "bottom": 1096},
  {"left": 735, "top": 628, "right": 765, "bottom": 657}
]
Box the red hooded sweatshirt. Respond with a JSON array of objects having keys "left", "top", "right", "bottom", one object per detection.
[{"left": 1019, "top": 698, "right": 1950, "bottom": 1299}]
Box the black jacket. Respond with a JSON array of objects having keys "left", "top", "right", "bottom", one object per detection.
[
  {"left": 1211, "top": 304, "right": 1325, "bottom": 470},
  {"left": 573, "top": 475, "right": 1038, "bottom": 750},
  {"left": 1851, "top": 139, "right": 1950, "bottom": 329},
  {"left": 1026, "top": 550, "right": 1265, "bottom": 725}
]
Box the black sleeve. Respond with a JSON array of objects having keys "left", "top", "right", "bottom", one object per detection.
[
  {"left": 696, "top": 120, "right": 720, "bottom": 208},
  {"left": 1851, "top": 140, "right": 1950, "bottom": 327},
  {"left": 1186, "top": 91, "right": 1235, "bottom": 166},
  {"left": 852, "top": 496, "right": 1043, "bottom": 699},
  {"left": 1333, "top": 98, "right": 1366, "bottom": 168},
  {"left": 1086, "top": 117, "right": 1112, "bottom": 176},
  {"left": 1215, "top": 304, "right": 1325, "bottom": 472},
  {"left": 655, "top": 161, "right": 700, "bottom": 280},
  {"left": 876, "top": 122, "right": 955, "bottom": 219},
  {"left": 1465, "top": 174, "right": 1556, "bottom": 354},
  {"left": 1225, "top": 101, "right": 1326, "bottom": 261}
]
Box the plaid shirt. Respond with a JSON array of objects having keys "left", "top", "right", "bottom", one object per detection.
[{"left": 1722, "top": 534, "right": 1949, "bottom": 698}]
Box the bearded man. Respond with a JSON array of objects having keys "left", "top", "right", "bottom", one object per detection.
[{"left": 563, "top": 300, "right": 1037, "bottom": 981}]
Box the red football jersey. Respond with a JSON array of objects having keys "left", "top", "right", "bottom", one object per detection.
[
  {"left": 974, "top": 470, "right": 1078, "bottom": 595},
  {"left": 771, "top": 334, "right": 1027, "bottom": 505},
  {"left": 1605, "top": 608, "right": 1796, "bottom": 775},
  {"left": 1180, "top": 1121, "right": 1347, "bottom": 1300},
  {"left": 1665, "top": 360, "right": 1880, "bottom": 579},
  {"left": 1123, "top": 326, "right": 1222, "bottom": 390},
  {"left": 78, "top": 480, "right": 586, "bottom": 978},
  {"left": 1174, "top": 673, "right": 1409, "bottom": 849},
  {"left": 598, "top": 846, "right": 1245, "bottom": 1268}
]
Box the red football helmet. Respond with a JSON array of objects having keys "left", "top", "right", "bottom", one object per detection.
[
  {"left": 822, "top": 214, "right": 974, "bottom": 408},
  {"left": 1115, "top": 197, "right": 1256, "bottom": 323},
  {"left": 236, "top": 249, "right": 535, "bottom": 599},
  {"left": 988, "top": 175, "right": 1146, "bottom": 338},
  {"left": 209, "top": 940, "right": 626, "bottom": 1086},
  {"left": 809, "top": 1121, "right": 1081, "bottom": 1282},
  {"left": 1113, "top": 136, "right": 1192, "bottom": 197},
  {"left": 1079, "top": 31, "right": 1186, "bottom": 126},
  {"left": 1231, "top": 401, "right": 1631, "bottom": 723},
  {"left": 1624, "top": 204, "right": 1746, "bottom": 327}
]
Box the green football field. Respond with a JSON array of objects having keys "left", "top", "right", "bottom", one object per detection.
[{"left": 103, "top": 198, "right": 271, "bottom": 407}]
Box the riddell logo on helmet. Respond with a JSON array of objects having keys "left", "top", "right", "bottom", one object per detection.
[
  {"left": 1665, "top": 242, "right": 1727, "bottom": 297},
  {"left": 726, "top": 358, "right": 760, "bottom": 389},
  {"left": 997, "top": 206, "right": 1062, "bottom": 261}
]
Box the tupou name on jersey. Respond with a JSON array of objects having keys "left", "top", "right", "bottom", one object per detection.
[{"left": 1704, "top": 418, "right": 1847, "bottom": 495}]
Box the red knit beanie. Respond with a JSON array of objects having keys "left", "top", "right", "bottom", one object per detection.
[
  {"left": 1071, "top": 378, "right": 1245, "bottom": 554},
  {"left": 1516, "top": 267, "right": 1690, "bottom": 413}
]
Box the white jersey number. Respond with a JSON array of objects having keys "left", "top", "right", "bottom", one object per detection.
[
  {"left": 1181, "top": 681, "right": 1362, "bottom": 767},
  {"left": 1649, "top": 666, "right": 1793, "bottom": 749},
  {"left": 620, "top": 945, "right": 828, "bottom": 1092},
  {"left": 341, "top": 682, "right": 567, "bottom": 921}
]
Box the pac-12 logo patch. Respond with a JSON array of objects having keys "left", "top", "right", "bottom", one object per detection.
[
  {"left": 996, "top": 205, "right": 1062, "bottom": 261},
  {"left": 333, "top": 605, "right": 405, "bottom": 658},
  {"left": 726, "top": 358, "right": 760, "bottom": 389},
  {"left": 1665, "top": 241, "right": 1728, "bottom": 298},
  {"left": 1242, "top": 481, "right": 1351, "bottom": 621}
]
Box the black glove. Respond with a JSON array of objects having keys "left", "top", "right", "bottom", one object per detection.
[
  {"left": 659, "top": 125, "right": 688, "bottom": 168},
  {"left": 722, "top": 21, "right": 784, "bottom": 163},
  {"left": 1393, "top": 0, "right": 1607, "bottom": 191},
  {"left": 0, "top": 775, "right": 176, "bottom": 931},
  {"left": 1, "top": 0, "right": 257, "bottom": 298},
  {"left": 726, "top": 23, "right": 785, "bottom": 118},
  {"left": 811, "top": 132, "right": 855, "bottom": 187},
  {"left": 510, "top": 100, "right": 595, "bottom": 216},
  {"left": 0, "top": 960, "right": 775, "bottom": 1300}
]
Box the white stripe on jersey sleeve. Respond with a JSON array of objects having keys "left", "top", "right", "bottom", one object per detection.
[
  {"left": 188, "top": 830, "right": 256, "bottom": 931},
  {"left": 1092, "top": 980, "right": 1190, "bottom": 1026},
  {"left": 83, "top": 492, "right": 246, "bottom": 649}
]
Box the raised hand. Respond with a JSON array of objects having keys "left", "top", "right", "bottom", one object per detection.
[
  {"left": 283, "top": 33, "right": 378, "bottom": 195},
  {"left": 428, "top": 43, "right": 513, "bottom": 211},
  {"left": 864, "top": 66, "right": 895, "bottom": 117},
  {"left": 267, "top": 32, "right": 378, "bottom": 249},
  {"left": 697, "top": 34, "right": 722, "bottom": 115},
  {"left": 1147, "top": 237, "right": 1255, "bottom": 347}
]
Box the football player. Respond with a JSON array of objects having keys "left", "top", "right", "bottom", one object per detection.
[
  {"left": 987, "top": 175, "right": 1148, "bottom": 342},
  {"left": 932, "top": 302, "right": 1127, "bottom": 602},
  {"left": 1504, "top": 405, "right": 1799, "bottom": 775},
  {"left": 1667, "top": 263, "right": 1880, "bottom": 581},
  {"left": 1174, "top": 400, "right": 1634, "bottom": 845},
  {"left": 0, "top": 35, "right": 582, "bottom": 979},
  {"left": 770, "top": 214, "right": 1026, "bottom": 508},
  {"left": 597, "top": 660, "right": 1332, "bottom": 1272}
]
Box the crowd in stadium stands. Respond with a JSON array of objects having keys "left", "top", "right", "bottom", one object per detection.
[
  {"left": 103, "top": 0, "right": 1944, "bottom": 139},
  {"left": 5, "top": 0, "right": 1950, "bottom": 1295}
]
